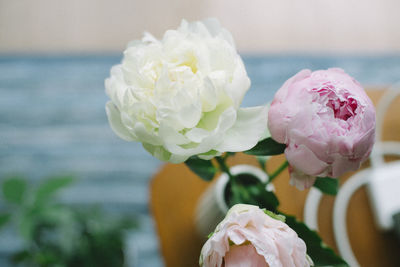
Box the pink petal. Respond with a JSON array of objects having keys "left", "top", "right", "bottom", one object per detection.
[
  {"left": 285, "top": 144, "right": 328, "bottom": 176},
  {"left": 224, "top": 244, "right": 269, "bottom": 267}
]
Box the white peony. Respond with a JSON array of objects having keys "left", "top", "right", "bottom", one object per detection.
[{"left": 105, "top": 18, "right": 268, "bottom": 163}]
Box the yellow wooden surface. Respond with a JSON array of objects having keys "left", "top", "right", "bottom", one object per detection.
[{"left": 149, "top": 90, "right": 400, "bottom": 267}]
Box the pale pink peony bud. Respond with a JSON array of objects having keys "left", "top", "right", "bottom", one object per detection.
[
  {"left": 268, "top": 68, "right": 375, "bottom": 189},
  {"left": 200, "top": 204, "right": 312, "bottom": 267}
]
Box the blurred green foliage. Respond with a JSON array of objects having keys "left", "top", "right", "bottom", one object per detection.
[{"left": 0, "top": 175, "right": 136, "bottom": 267}]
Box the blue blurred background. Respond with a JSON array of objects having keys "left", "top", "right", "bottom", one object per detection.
[{"left": 1, "top": 0, "right": 400, "bottom": 266}]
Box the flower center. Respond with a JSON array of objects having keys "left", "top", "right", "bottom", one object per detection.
[
  {"left": 326, "top": 97, "right": 357, "bottom": 121},
  {"left": 313, "top": 84, "right": 358, "bottom": 121},
  {"left": 180, "top": 53, "right": 198, "bottom": 74}
]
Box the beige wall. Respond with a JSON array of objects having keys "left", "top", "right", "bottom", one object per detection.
[{"left": 0, "top": 0, "right": 399, "bottom": 53}]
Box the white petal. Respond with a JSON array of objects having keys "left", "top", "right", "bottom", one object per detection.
[
  {"left": 142, "top": 31, "right": 159, "bottom": 44},
  {"left": 133, "top": 122, "right": 162, "bottom": 146},
  {"left": 201, "top": 77, "right": 218, "bottom": 112},
  {"left": 143, "top": 143, "right": 188, "bottom": 163},
  {"left": 198, "top": 150, "right": 222, "bottom": 160},
  {"left": 164, "top": 107, "right": 237, "bottom": 157},
  {"left": 197, "top": 100, "right": 234, "bottom": 131},
  {"left": 201, "top": 18, "right": 236, "bottom": 48},
  {"left": 226, "top": 59, "right": 250, "bottom": 108},
  {"left": 170, "top": 89, "right": 202, "bottom": 129},
  {"left": 178, "top": 102, "right": 202, "bottom": 129},
  {"left": 159, "top": 122, "right": 190, "bottom": 145},
  {"left": 155, "top": 66, "right": 172, "bottom": 95},
  {"left": 105, "top": 65, "right": 127, "bottom": 109},
  {"left": 156, "top": 106, "right": 184, "bottom": 131},
  {"left": 169, "top": 154, "right": 189, "bottom": 163},
  {"left": 105, "top": 102, "right": 135, "bottom": 141},
  {"left": 185, "top": 127, "right": 210, "bottom": 143},
  {"left": 142, "top": 143, "right": 171, "bottom": 161},
  {"left": 215, "top": 105, "right": 269, "bottom": 152},
  {"left": 201, "top": 18, "right": 222, "bottom": 37}
]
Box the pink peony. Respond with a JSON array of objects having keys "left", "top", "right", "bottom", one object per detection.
[
  {"left": 199, "top": 204, "right": 312, "bottom": 267},
  {"left": 268, "top": 68, "right": 375, "bottom": 189}
]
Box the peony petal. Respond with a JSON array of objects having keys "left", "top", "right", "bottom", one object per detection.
[
  {"left": 288, "top": 128, "right": 329, "bottom": 163},
  {"left": 164, "top": 107, "right": 237, "bottom": 157},
  {"left": 155, "top": 66, "right": 172, "bottom": 95},
  {"left": 226, "top": 59, "right": 250, "bottom": 109},
  {"left": 198, "top": 150, "right": 222, "bottom": 160},
  {"left": 142, "top": 143, "right": 171, "bottom": 162},
  {"left": 105, "top": 65, "right": 129, "bottom": 109},
  {"left": 158, "top": 122, "right": 190, "bottom": 145},
  {"left": 352, "top": 126, "right": 375, "bottom": 160},
  {"left": 227, "top": 204, "right": 260, "bottom": 216},
  {"left": 215, "top": 105, "right": 268, "bottom": 152},
  {"left": 185, "top": 127, "right": 211, "bottom": 143},
  {"left": 201, "top": 77, "right": 218, "bottom": 112},
  {"left": 273, "top": 69, "right": 311, "bottom": 103},
  {"left": 289, "top": 168, "right": 317, "bottom": 190},
  {"left": 285, "top": 144, "right": 328, "bottom": 177},
  {"left": 105, "top": 102, "right": 135, "bottom": 141},
  {"left": 132, "top": 122, "right": 162, "bottom": 146},
  {"left": 158, "top": 89, "right": 202, "bottom": 130},
  {"left": 178, "top": 102, "right": 202, "bottom": 129},
  {"left": 330, "top": 154, "right": 361, "bottom": 177},
  {"left": 267, "top": 105, "right": 289, "bottom": 144},
  {"left": 224, "top": 244, "right": 268, "bottom": 267},
  {"left": 169, "top": 153, "right": 190, "bottom": 164}
]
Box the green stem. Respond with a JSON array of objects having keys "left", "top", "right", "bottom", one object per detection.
[
  {"left": 268, "top": 160, "right": 289, "bottom": 183},
  {"left": 215, "top": 156, "right": 236, "bottom": 185}
]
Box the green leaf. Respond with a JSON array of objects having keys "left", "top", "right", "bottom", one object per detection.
[
  {"left": 35, "top": 176, "right": 75, "bottom": 205},
  {"left": 228, "top": 183, "right": 246, "bottom": 207},
  {"left": 0, "top": 213, "right": 11, "bottom": 230},
  {"left": 229, "top": 182, "right": 279, "bottom": 212},
  {"left": 184, "top": 157, "right": 217, "bottom": 181},
  {"left": 313, "top": 177, "right": 339, "bottom": 196},
  {"left": 256, "top": 156, "right": 269, "bottom": 171},
  {"left": 207, "top": 231, "right": 214, "bottom": 238},
  {"left": 263, "top": 209, "right": 286, "bottom": 222},
  {"left": 11, "top": 250, "right": 31, "bottom": 264},
  {"left": 2, "top": 177, "right": 27, "bottom": 204},
  {"left": 19, "top": 212, "right": 35, "bottom": 241},
  {"left": 284, "top": 214, "right": 349, "bottom": 267},
  {"left": 244, "top": 137, "right": 286, "bottom": 156},
  {"left": 254, "top": 186, "right": 279, "bottom": 212}
]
